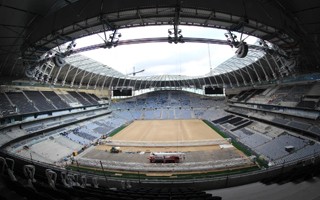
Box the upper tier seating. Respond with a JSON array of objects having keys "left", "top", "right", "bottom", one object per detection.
[
  {"left": 6, "top": 92, "right": 37, "bottom": 114},
  {"left": 78, "top": 92, "right": 99, "bottom": 105},
  {"left": 58, "top": 93, "right": 80, "bottom": 105},
  {"left": 0, "top": 93, "right": 16, "bottom": 116},
  {"left": 23, "top": 91, "right": 55, "bottom": 111},
  {"left": 111, "top": 90, "right": 223, "bottom": 111},
  {"left": 68, "top": 91, "right": 92, "bottom": 106},
  {"left": 287, "top": 121, "right": 311, "bottom": 131},
  {"left": 0, "top": 90, "right": 104, "bottom": 118},
  {"left": 89, "top": 93, "right": 101, "bottom": 101},
  {"left": 281, "top": 85, "right": 309, "bottom": 103},
  {"left": 41, "top": 91, "right": 71, "bottom": 109},
  {"left": 232, "top": 83, "right": 318, "bottom": 109},
  {"left": 296, "top": 100, "right": 317, "bottom": 109}
]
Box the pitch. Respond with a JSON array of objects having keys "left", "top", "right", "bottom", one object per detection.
[
  {"left": 111, "top": 119, "right": 223, "bottom": 141},
  {"left": 97, "top": 119, "right": 228, "bottom": 152},
  {"left": 76, "top": 119, "right": 254, "bottom": 174}
]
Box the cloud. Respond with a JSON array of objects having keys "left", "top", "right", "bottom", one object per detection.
[
  {"left": 81, "top": 42, "right": 235, "bottom": 76},
  {"left": 79, "top": 26, "right": 253, "bottom": 76}
]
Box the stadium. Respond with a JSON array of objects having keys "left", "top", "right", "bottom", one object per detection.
[{"left": 0, "top": 0, "right": 320, "bottom": 199}]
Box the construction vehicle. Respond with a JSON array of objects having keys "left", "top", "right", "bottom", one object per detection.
[
  {"left": 148, "top": 152, "right": 185, "bottom": 163},
  {"left": 110, "top": 146, "right": 122, "bottom": 153}
]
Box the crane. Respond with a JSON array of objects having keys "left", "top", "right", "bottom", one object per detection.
[{"left": 126, "top": 66, "right": 145, "bottom": 76}]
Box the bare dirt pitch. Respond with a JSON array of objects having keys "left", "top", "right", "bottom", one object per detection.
[
  {"left": 111, "top": 119, "right": 223, "bottom": 142},
  {"left": 99, "top": 119, "right": 226, "bottom": 152},
  {"left": 82, "top": 119, "right": 247, "bottom": 155},
  {"left": 78, "top": 119, "right": 255, "bottom": 175}
]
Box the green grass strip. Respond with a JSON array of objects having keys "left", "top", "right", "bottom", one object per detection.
[
  {"left": 203, "top": 120, "right": 228, "bottom": 138},
  {"left": 203, "top": 120, "right": 251, "bottom": 155},
  {"left": 108, "top": 125, "right": 127, "bottom": 137}
]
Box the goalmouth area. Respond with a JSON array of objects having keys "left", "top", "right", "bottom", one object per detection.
[{"left": 74, "top": 119, "right": 256, "bottom": 176}]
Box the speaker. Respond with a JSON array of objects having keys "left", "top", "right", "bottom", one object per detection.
[
  {"left": 25, "top": 66, "right": 36, "bottom": 78},
  {"left": 236, "top": 42, "right": 248, "bottom": 58},
  {"left": 53, "top": 54, "right": 66, "bottom": 68}
]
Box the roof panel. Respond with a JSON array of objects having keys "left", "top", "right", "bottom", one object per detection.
[
  {"left": 0, "top": 0, "right": 319, "bottom": 80},
  {"left": 65, "top": 54, "right": 125, "bottom": 76}
]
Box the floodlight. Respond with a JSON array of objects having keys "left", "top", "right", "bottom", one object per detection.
[
  {"left": 25, "top": 66, "right": 36, "bottom": 78},
  {"left": 235, "top": 42, "right": 248, "bottom": 58},
  {"left": 53, "top": 54, "right": 66, "bottom": 68}
]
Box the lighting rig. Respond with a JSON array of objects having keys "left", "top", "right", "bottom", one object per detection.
[
  {"left": 104, "top": 30, "right": 121, "bottom": 49},
  {"left": 168, "top": 28, "right": 184, "bottom": 44},
  {"left": 168, "top": 2, "right": 184, "bottom": 44},
  {"left": 24, "top": 29, "right": 122, "bottom": 82},
  {"left": 225, "top": 30, "right": 249, "bottom": 58},
  {"left": 24, "top": 40, "right": 77, "bottom": 82},
  {"left": 260, "top": 39, "right": 297, "bottom": 76}
]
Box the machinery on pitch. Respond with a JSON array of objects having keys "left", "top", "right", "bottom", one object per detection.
[{"left": 148, "top": 152, "right": 185, "bottom": 163}]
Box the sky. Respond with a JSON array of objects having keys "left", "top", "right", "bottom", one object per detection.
[{"left": 75, "top": 25, "right": 258, "bottom": 77}]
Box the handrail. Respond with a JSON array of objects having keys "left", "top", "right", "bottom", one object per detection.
[{"left": 1, "top": 147, "right": 320, "bottom": 187}]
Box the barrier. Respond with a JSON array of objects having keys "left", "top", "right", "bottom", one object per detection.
[
  {"left": 75, "top": 157, "right": 253, "bottom": 172},
  {"left": 107, "top": 139, "right": 228, "bottom": 147},
  {"left": 1, "top": 150, "right": 320, "bottom": 191}
]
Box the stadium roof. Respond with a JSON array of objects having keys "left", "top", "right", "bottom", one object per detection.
[
  {"left": 0, "top": 0, "right": 319, "bottom": 89},
  {"left": 65, "top": 54, "right": 125, "bottom": 77}
]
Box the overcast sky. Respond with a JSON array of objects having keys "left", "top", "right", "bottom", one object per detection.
[{"left": 76, "top": 26, "right": 257, "bottom": 77}]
